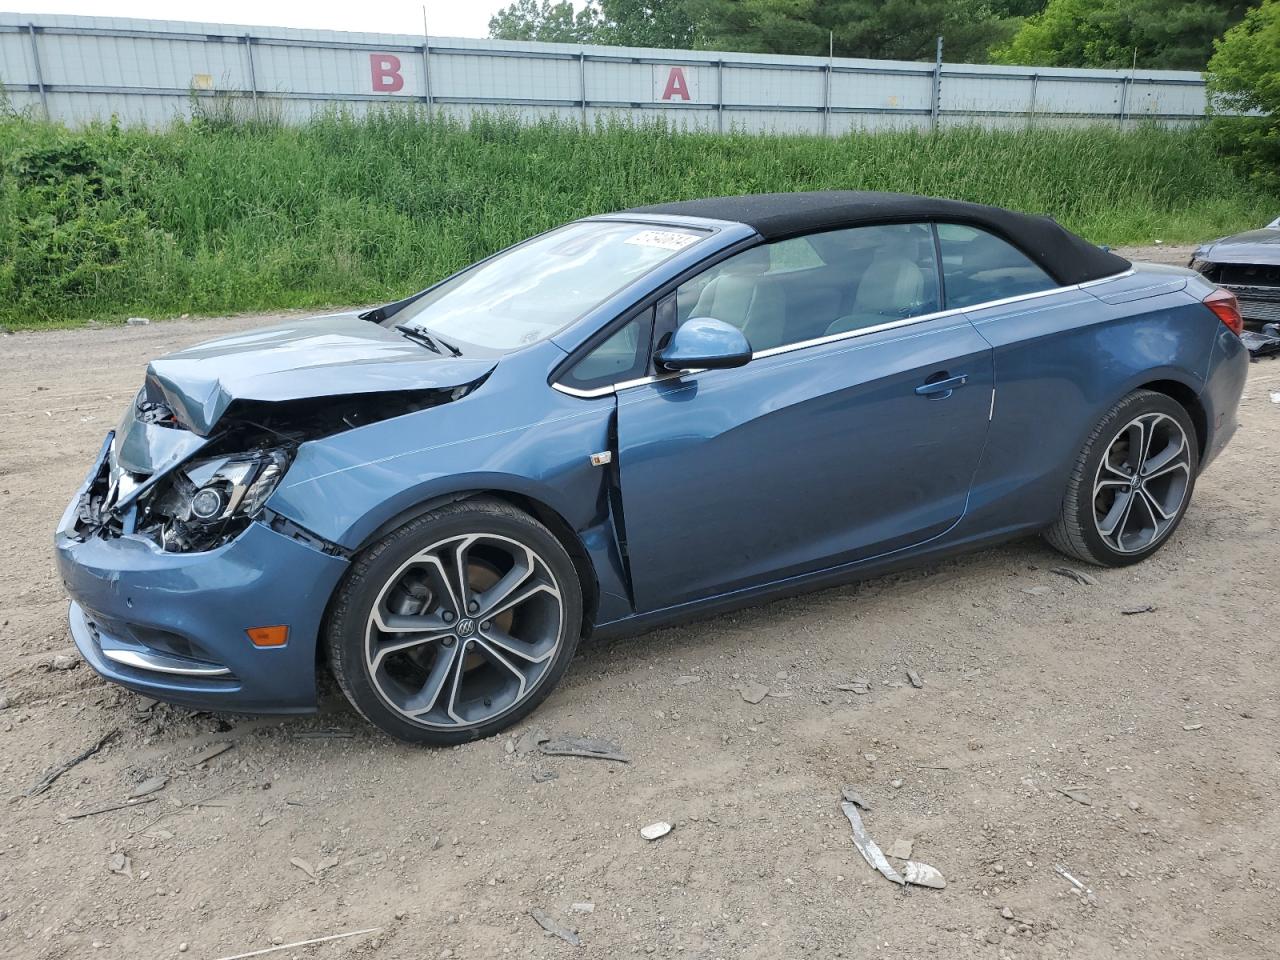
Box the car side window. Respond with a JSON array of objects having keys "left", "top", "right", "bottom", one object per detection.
[
  {"left": 672, "top": 223, "right": 940, "bottom": 353},
  {"left": 936, "top": 223, "right": 1057, "bottom": 308},
  {"left": 560, "top": 311, "right": 652, "bottom": 391}
]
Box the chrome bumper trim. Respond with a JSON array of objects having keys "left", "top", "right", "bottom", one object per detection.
[{"left": 101, "top": 647, "right": 233, "bottom": 677}]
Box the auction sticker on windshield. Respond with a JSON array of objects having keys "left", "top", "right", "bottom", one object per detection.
[{"left": 625, "top": 230, "right": 701, "bottom": 251}]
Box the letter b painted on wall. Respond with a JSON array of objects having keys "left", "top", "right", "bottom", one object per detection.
[{"left": 371, "top": 54, "right": 404, "bottom": 93}]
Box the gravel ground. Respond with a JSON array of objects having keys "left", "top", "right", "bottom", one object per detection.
[{"left": 1, "top": 243, "right": 1277, "bottom": 960}]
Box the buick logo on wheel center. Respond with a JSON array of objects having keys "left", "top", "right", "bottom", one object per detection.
[{"left": 456, "top": 618, "right": 477, "bottom": 638}]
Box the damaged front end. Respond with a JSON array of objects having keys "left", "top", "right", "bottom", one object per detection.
[
  {"left": 1192, "top": 260, "right": 1280, "bottom": 326},
  {"left": 1192, "top": 225, "right": 1280, "bottom": 328},
  {"left": 142, "top": 445, "right": 290, "bottom": 553},
  {"left": 68, "top": 311, "right": 498, "bottom": 552},
  {"left": 73, "top": 383, "right": 480, "bottom": 554},
  {"left": 56, "top": 313, "right": 498, "bottom": 714}
]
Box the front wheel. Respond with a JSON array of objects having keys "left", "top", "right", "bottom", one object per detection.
[
  {"left": 1045, "top": 389, "right": 1199, "bottom": 567},
  {"left": 324, "top": 499, "right": 582, "bottom": 745}
]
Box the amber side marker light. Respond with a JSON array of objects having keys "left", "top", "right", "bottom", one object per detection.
[{"left": 247, "top": 625, "right": 289, "bottom": 647}]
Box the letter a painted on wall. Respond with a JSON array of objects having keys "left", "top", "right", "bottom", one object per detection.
[
  {"left": 657, "top": 66, "right": 695, "bottom": 101},
  {"left": 371, "top": 54, "right": 405, "bottom": 93}
]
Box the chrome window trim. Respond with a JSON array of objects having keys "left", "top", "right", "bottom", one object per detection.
[
  {"left": 554, "top": 370, "right": 687, "bottom": 399},
  {"left": 1079, "top": 267, "right": 1135, "bottom": 288},
  {"left": 750, "top": 305, "right": 967, "bottom": 360},
  {"left": 550, "top": 268, "right": 1134, "bottom": 399}
]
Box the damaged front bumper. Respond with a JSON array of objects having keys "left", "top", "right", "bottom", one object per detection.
[{"left": 55, "top": 437, "right": 349, "bottom": 713}]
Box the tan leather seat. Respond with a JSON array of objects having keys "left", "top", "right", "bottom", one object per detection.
[
  {"left": 691, "top": 272, "right": 786, "bottom": 351},
  {"left": 824, "top": 253, "right": 925, "bottom": 335}
]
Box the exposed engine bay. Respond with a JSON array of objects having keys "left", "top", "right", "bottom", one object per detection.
[{"left": 71, "top": 383, "right": 479, "bottom": 553}]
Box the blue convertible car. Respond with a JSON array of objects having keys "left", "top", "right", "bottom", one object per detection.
[{"left": 56, "top": 192, "right": 1248, "bottom": 743}]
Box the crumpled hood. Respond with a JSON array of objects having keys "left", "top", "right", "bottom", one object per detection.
[
  {"left": 1196, "top": 228, "right": 1280, "bottom": 265},
  {"left": 144, "top": 312, "right": 496, "bottom": 436}
]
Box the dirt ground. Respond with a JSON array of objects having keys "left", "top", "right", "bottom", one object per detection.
[{"left": 2, "top": 243, "right": 1278, "bottom": 960}]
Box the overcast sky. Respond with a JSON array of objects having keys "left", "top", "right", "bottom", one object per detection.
[{"left": 11, "top": 1, "right": 517, "bottom": 38}]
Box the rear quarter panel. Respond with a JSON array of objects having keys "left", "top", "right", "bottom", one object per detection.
[
  {"left": 1199, "top": 320, "right": 1249, "bottom": 470},
  {"left": 958, "top": 269, "right": 1218, "bottom": 538}
]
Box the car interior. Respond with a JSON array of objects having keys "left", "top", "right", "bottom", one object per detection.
[
  {"left": 676, "top": 223, "right": 941, "bottom": 352},
  {"left": 936, "top": 222, "right": 1056, "bottom": 308},
  {"left": 562, "top": 221, "right": 1059, "bottom": 389},
  {"left": 676, "top": 221, "right": 1054, "bottom": 352}
]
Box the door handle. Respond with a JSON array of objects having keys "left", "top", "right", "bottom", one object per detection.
[{"left": 915, "top": 373, "right": 969, "bottom": 399}]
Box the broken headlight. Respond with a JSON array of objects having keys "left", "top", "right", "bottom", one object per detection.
[{"left": 144, "top": 448, "right": 291, "bottom": 552}]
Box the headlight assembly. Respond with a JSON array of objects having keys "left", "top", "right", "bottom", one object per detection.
[{"left": 143, "top": 448, "right": 291, "bottom": 552}]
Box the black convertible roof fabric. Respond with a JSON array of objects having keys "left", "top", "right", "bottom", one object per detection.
[{"left": 627, "top": 191, "right": 1130, "bottom": 286}]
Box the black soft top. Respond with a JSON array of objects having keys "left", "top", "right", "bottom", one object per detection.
[{"left": 627, "top": 191, "right": 1129, "bottom": 286}]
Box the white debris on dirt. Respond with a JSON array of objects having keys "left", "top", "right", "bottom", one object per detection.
[
  {"left": 107, "top": 851, "right": 132, "bottom": 879},
  {"left": 887, "top": 838, "right": 914, "bottom": 859},
  {"left": 840, "top": 786, "right": 870, "bottom": 810},
  {"left": 840, "top": 801, "right": 945, "bottom": 890},
  {"left": 530, "top": 907, "right": 580, "bottom": 946},
  {"left": 538, "top": 735, "right": 629, "bottom": 763},
  {"left": 640, "top": 821, "right": 672, "bottom": 840},
  {"left": 834, "top": 679, "right": 871, "bottom": 694},
  {"left": 290, "top": 856, "right": 317, "bottom": 880},
  {"left": 128, "top": 775, "right": 168, "bottom": 799},
  {"left": 1050, "top": 566, "right": 1099, "bottom": 586},
  {"left": 841, "top": 801, "right": 903, "bottom": 885},
  {"left": 189, "top": 741, "right": 234, "bottom": 766},
  {"left": 1055, "top": 787, "right": 1094, "bottom": 806},
  {"left": 901, "top": 861, "right": 946, "bottom": 889}
]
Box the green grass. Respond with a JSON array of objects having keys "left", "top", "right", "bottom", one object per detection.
[{"left": 1, "top": 110, "right": 1274, "bottom": 330}]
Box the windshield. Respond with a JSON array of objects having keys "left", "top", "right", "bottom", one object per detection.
[{"left": 389, "top": 221, "right": 708, "bottom": 350}]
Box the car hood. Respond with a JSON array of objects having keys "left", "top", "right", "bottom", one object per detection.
[
  {"left": 110, "top": 313, "right": 496, "bottom": 503},
  {"left": 1195, "top": 228, "right": 1280, "bottom": 264},
  {"left": 143, "top": 312, "right": 496, "bottom": 436}
]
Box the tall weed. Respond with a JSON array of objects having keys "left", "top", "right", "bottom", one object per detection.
[{"left": 0, "top": 111, "right": 1273, "bottom": 328}]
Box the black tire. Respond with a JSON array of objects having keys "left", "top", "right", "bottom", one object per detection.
[
  {"left": 324, "top": 498, "right": 583, "bottom": 745},
  {"left": 1045, "top": 389, "right": 1199, "bottom": 567}
]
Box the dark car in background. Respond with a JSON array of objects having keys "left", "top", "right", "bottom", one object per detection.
[{"left": 1191, "top": 217, "right": 1280, "bottom": 327}]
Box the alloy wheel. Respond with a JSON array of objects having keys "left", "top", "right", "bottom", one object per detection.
[
  {"left": 1092, "top": 412, "right": 1192, "bottom": 555},
  {"left": 364, "top": 533, "right": 565, "bottom": 729}
]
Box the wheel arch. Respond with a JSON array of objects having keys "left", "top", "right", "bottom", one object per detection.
[
  {"left": 1134, "top": 378, "right": 1208, "bottom": 462},
  {"left": 346, "top": 489, "right": 601, "bottom": 638}
]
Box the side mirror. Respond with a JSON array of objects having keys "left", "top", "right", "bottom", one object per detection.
[{"left": 654, "top": 318, "right": 752, "bottom": 373}]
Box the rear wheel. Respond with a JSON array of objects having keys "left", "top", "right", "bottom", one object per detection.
[
  {"left": 1045, "top": 390, "right": 1198, "bottom": 567},
  {"left": 325, "top": 499, "right": 582, "bottom": 745}
]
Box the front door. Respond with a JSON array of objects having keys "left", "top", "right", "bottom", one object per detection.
[{"left": 615, "top": 222, "right": 995, "bottom": 613}]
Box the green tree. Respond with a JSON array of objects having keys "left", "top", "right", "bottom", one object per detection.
[
  {"left": 488, "top": 0, "right": 602, "bottom": 43},
  {"left": 596, "top": 0, "right": 699, "bottom": 47},
  {"left": 1208, "top": 0, "right": 1280, "bottom": 189},
  {"left": 490, "top": 0, "right": 695, "bottom": 47},
  {"left": 686, "top": 0, "right": 1021, "bottom": 63},
  {"left": 993, "top": 0, "right": 1251, "bottom": 69},
  {"left": 990, "top": 0, "right": 1047, "bottom": 16}
]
